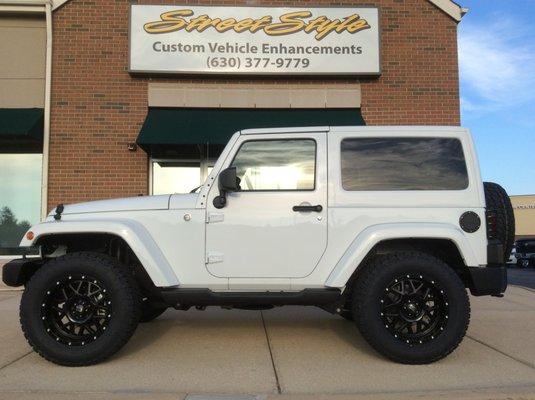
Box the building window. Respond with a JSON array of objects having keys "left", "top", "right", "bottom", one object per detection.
[
  {"left": 340, "top": 138, "right": 469, "bottom": 191},
  {"left": 0, "top": 154, "right": 42, "bottom": 253},
  {"left": 230, "top": 139, "right": 316, "bottom": 191},
  {"left": 151, "top": 159, "right": 214, "bottom": 195}
]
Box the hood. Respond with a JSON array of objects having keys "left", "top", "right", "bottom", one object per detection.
[
  {"left": 49, "top": 195, "right": 171, "bottom": 216},
  {"left": 169, "top": 193, "right": 199, "bottom": 209}
]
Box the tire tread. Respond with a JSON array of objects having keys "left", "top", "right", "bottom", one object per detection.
[{"left": 484, "top": 182, "right": 515, "bottom": 261}]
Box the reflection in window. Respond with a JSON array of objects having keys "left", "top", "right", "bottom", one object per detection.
[
  {"left": 231, "top": 139, "right": 316, "bottom": 191},
  {"left": 0, "top": 154, "right": 42, "bottom": 249},
  {"left": 341, "top": 138, "right": 469, "bottom": 191},
  {"left": 152, "top": 161, "right": 201, "bottom": 195}
]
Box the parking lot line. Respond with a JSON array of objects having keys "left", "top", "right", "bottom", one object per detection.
[
  {"left": 466, "top": 335, "right": 535, "bottom": 369},
  {"left": 261, "top": 310, "right": 282, "bottom": 394}
]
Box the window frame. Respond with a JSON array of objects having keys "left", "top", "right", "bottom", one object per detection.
[
  {"left": 339, "top": 136, "right": 470, "bottom": 192},
  {"left": 229, "top": 138, "right": 318, "bottom": 193}
]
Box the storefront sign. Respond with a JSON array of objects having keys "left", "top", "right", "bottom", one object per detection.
[
  {"left": 129, "top": 5, "right": 380, "bottom": 75},
  {"left": 514, "top": 204, "right": 535, "bottom": 210}
]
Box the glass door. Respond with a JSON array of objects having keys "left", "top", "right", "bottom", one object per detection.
[
  {"left": 151, "top": 159, "right": 216, "bottom": 195},
  {"left": 0, "top": 153, "right": 42, "bottom": 256}
]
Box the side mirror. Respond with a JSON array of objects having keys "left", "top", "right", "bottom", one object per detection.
[
  {"left": 213, "top": 167, "right": 239, "bottom": 209},
  {"left": 219, "top": 167, "right": 239, "bottom": 192}
]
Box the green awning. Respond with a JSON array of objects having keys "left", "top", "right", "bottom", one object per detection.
[
  {"left": 137, "top": 108, "right": 365, "bottom": 155},
  {"left": 0, "top": 108, "right": 44, "bottom": 153}
]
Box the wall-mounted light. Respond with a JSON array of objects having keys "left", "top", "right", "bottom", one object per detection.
[{"left": 127, "top": 142, "right": 137, "bottom": 152}]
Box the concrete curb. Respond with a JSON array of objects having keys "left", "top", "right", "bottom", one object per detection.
[
  {"left": 512, "top": 285, "right": 535, "bottom": 293},
  {"left": 1, "top": 386, "right": 535, "bottom": 400}
]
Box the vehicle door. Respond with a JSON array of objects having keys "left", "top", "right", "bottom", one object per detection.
[{"left": 205, "top": 132, "right": 328, "bottom": 279}]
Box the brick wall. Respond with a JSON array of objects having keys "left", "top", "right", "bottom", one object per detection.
[{"left": 48, "top": 0, "right": 460, "bottom": 209}]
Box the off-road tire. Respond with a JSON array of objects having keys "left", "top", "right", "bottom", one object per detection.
[
  {"left": 353, "top": 252, "right": 470, "bottom": 364},
  {"left": 484, "top": 182, "right": 515, "bottom": 261},
  {"left": 140, "top": 301, "right": 167, "bottom": 323},
  {"left": 20, "top": 252, "right": 141, "bottom": 366},
  {"left": 339, "top": 309, "right": 354, "bottom": 321}
]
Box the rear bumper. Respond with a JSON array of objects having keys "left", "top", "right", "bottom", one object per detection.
[
  {"left": 2, "top": 258, "right": 42, "bottom": 287},
  {"left": 466, "top": 242, "right": 508, "bottom": 296},
  {"left": 467, "top": 265, "right": 507, "bottom": 297}
]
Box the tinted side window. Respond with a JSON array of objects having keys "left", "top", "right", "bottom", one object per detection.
[
  {"left": 341, "top": 138, "right": 469, "bottom": 191},
  {"left": 231, "top": 139, "right": 316, "bottom": 191}
]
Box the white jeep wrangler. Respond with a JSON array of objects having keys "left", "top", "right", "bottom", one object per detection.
[{"left": 3, "top": 126, "right": 513, "bottom": 366}]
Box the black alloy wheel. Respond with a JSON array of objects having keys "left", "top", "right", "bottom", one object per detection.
[
  {"left": 353, "top": 252, "right": 470, "bottom": 364},
  {"left": 41, "top": 275, "right": 112, "bottom": 346},
  {"left": 21, "top": 252, "right": 141, "bottom": 366},
  {"left": 380, "top": 275, "right": 448, "bottom": 345}
]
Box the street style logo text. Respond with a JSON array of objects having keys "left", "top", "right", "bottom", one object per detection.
[{"left": 143, "top": 9, "right": 371, "bottom": 41}]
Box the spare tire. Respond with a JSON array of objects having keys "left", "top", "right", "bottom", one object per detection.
[{"left": 484, "top": 182, "right": 515, "bottom": 261}]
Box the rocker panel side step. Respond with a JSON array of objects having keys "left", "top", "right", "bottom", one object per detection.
[{"left": 159, "top": 288, "right": 343, "bottom": 308}]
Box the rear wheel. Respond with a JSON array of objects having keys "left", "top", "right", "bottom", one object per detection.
[
  {"left": 353, "top": 252, "right": 470, "bottom": 364},
  {"left": 20, "top": 252, "right": 141, "bottom": 366}
]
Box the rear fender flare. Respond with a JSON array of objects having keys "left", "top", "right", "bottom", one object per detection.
[
  {"left": 325, "top": 223, "right": 478, "bottom": 288},
  {"left": 21, "top": 219, "right": 179, "bottom": 287}
]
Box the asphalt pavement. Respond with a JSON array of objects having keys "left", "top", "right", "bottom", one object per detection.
[{"left": 507, "top": 265, "right": 535, "bottom": 289}]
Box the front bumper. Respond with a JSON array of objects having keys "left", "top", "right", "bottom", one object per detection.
[
  {"left": 467, "top": 266, "right": 507, "bottom": 297},
  {"left": 2, "top": 258, "right": 43, "bottom": 287}
]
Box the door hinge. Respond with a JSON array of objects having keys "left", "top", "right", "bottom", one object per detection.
[
  {"left": 206, "top": 212, "right": 224, "bottom": 224},
  {"left": 206, "top": 251, "right": 224, "bottom": 264}
]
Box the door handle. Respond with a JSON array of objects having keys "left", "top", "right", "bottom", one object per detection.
[{"left": 292, "top": 204, "right": 323, "bottom": 213}]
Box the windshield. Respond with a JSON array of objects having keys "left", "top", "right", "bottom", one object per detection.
[{"left": 516, "top": 241, "right": 535, "bottom": 253}]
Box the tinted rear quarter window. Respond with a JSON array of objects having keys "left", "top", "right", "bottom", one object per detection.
[{"left": 341, "top": 138, "right": 469, "bottom": 191}]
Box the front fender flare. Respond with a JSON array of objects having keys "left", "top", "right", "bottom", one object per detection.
[
  {"left": 21, "top": 219, "right": 179, "bottom": 287},
  {"left": 325, "top": 223, "right": 478, "bottom": 288}
]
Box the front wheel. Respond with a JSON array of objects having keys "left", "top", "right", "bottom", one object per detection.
[
  {"left": 353, "top": 252, "right": 470, "bottom": 364},
  {"left": 20, "top": 252, "right": 141, "bottom": 366}
]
